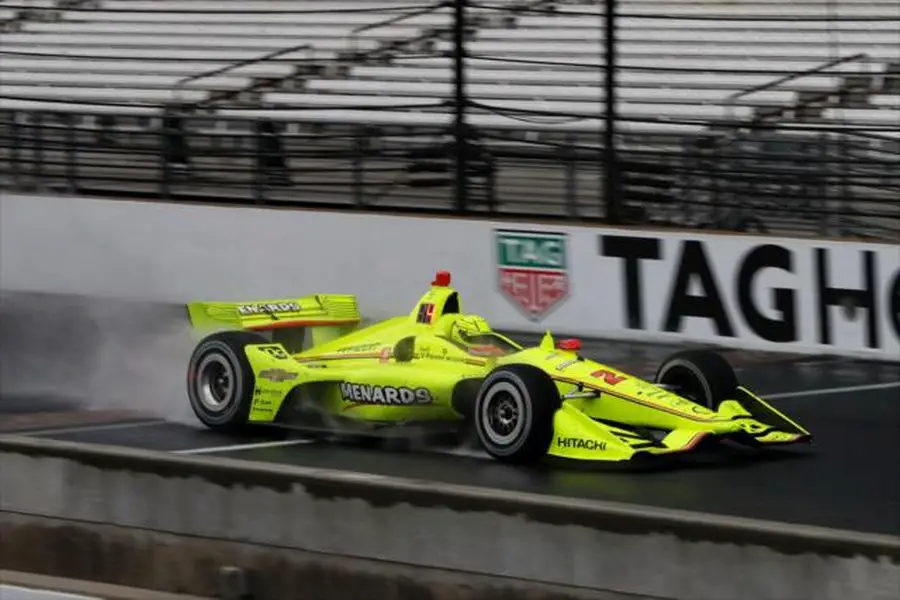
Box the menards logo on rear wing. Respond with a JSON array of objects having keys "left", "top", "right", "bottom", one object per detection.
[{"left": 186, "top": 294, "right": 361, "bottom": 333}]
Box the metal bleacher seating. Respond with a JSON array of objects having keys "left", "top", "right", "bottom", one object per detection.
[
  {"left": 1, "top": 0, "right": 895, "bottom": 128},
  {"left": 0, "top": 0, "right": 455, "bottom": 111},
  {"left": 0, "top": 0, "right": 897, "bottom": 237}
]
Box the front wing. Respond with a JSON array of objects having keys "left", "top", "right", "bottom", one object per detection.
[{"left": 547, "top": 387, "right": 811, "bottom": 464}]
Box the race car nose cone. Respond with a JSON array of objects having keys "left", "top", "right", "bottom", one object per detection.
[{"left": 557, "top": 338, "right": 582, "bottom": 351}]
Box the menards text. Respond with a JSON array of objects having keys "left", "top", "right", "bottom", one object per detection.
[{"left": 340, "top": 382, "right": 433, "bottom": 405}]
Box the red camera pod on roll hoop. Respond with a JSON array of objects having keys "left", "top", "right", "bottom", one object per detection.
[
  {"left": 556, "top": 338, "right": 582, "bottom": 351},
  {"left": 432, "top": 270, "right": 452, "bottom": 287}
]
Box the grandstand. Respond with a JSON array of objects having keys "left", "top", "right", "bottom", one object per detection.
[{"left": 0, "top": 0, "right": 897, "bottom": 240}]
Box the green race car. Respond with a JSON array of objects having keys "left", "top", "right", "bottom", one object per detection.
[{"left": 185, "top": 271, "right": 811, "bottom": 465}]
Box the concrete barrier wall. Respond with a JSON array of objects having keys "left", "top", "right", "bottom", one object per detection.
[
  {"left": 3, "top": 192, "right": 899, "bottom": 360},
  {"left": 2, "top": 437, "right": 898, "bottom": 600}
]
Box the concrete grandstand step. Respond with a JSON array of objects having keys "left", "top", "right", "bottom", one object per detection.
[
  {"left": 0, "top": 57, "right": 297, "bottom": 79},
  {"left": 0, "top": 33, "right": 382, "bottom": 52},
  {"left": 67, "top": 9, "right": 454, "bottom": 26},
  {"left": 0, "top": 85, "right": 209, "bottom": 104},
  {"left": 97, "top": 0, "right": 434, "bottom": 10},
  {"left": 479, "top": 28, "right": 900, "bottom": 46},
  {"left": 22, "top": 21, "right": 430, "bottom": 39},
  {"left": 0, "top": 46, "right": 335, "bottom": 62},
  {"left": 511, "top": 16, "right": 900, "bottom": 32},
  {"left": 259, "top": 92, "right": 755, "bottom": 120},
  {"left": 349, "top": 66, "right": 843, "bottom": 92},
  {"left": 0, "top": 98, "right": 162, "bottom": 115},
  {"left": 218, "top": 107, "right": 708, "bottom": 135},
  {"left": 870, "top": 94, "right": 900, "bottom": 107},
  {"left": 303, "top": 79, "right": 799, "bottom": 106},
  {"left": 433, "top": 40, "right": 900, "bottom": 61},
  {"left": 396, "top": 56, "right": 884, "bottom": 75},
  {"left": 262, "top": 93, "right": 442, "bottom": 109},
  {"left": 0, "top": 0, "right": 57, "bottom": 5},
  {"left": 821, "top": 107, "right": 900, "bottom": 125},
  {"left": 0, "top": 71, "right": 252, "bottom": 91},
  {"left": 550, "top": 2, "right": 900, "bottom": 17}
]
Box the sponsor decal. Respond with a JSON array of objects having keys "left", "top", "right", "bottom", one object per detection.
[
  {"left": 238, "top": 302, "right": 300, "bottom": 316},
  {"left": 557, "top": 437, "right": 607, "bottom": 451},
  {"left": 259, "top": 345, "right": 290, "bottom": 360},
  {"left": 259, "top": 368, "right": 297, "bottom": 382},
  {"left": 252, "top": 387, "right": 281, "bottom": 407},
  {"left": 555, "top": 358, "right": 578, "bottom": 371},
  {"left": 254, "top": 388, "right": 282, "bottom": 397},
  {"left": 599, "top": 235, "right": 900, "bottom": 351},
  {"left": 496, "top": 229, "right": 570, "bottom": 321},
  {"left": 412, "top": 348, "right": 484, "bottom": 365},
  {"left": 340, "top": 382, "right": 433, "bottom": 405},
  {"left": 590, "top": 369, "right": 627, "bottom": 386},
  {"left": 337, "top": 343, "right": 381, "bottom": 354}
]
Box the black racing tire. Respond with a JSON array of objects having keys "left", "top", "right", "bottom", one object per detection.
[
  {"left": 187, "top": 330, "right": 266, "bottom": 433},
  {"left": 473, "top": 364, "right": 561, "bottom": 464},
  {"left": 654, "top": 349, "right": 739, "bottom": 410}
]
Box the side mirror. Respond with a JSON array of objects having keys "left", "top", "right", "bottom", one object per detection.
[{"left": 393, "top": 336, "right": 416, "bottom": 363}]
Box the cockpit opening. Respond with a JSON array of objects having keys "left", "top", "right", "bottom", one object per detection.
[{"left": 443, "top": 292, "right": 460, "bottom": 315}]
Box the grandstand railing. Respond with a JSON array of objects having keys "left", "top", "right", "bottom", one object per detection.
[
  {"left": 172, "top": 43, "right": 316, "bottom": 107},
  {"left": 723, "top": 53, "right": 873, "bottom": 123},
  {"left": 1, "top": 107, "right": 896, "bottom": 240},
  {"left": 347, "top": 0, "right": 450, "bottom": 58}
]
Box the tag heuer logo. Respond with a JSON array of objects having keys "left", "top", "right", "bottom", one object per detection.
[{"left": 495, "top": 229, "right": 569, "bottom": 321}]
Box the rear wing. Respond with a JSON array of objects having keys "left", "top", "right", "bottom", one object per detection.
[{"left": 186, "top": 294, "right": 361, "bottom": 333}]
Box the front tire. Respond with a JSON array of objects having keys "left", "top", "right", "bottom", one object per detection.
[
  {"left": 473, "top": 364, "right": 561, "bottom": 464},
  {"left": 654, "top": 349, "right": 739, "bottom": 410},
  {"left": 187, "top": 331, "right": 266, "bottom": 432}
]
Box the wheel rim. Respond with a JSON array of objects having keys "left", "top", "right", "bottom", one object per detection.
[
  {"left": 480, "top": 381, "right": 525, "bottom": 446},
  {"left": 195, "top": 353, "right": 236, "bottom": 413},
  {"left": 660, "top": 365, "right": 709, "bottom": 407}
]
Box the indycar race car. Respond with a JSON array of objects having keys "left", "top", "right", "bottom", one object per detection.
[{"left": 185, "top": 271, "right": 811, "bottom": 465}]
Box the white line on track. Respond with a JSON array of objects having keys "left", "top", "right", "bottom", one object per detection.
[
  {"left": 0, "top": 584, "right": 99, "bottom": 599},
  {"left": 11, "top": 420, "right": 166, "bottom": 437},
  {"left": 164, "top": 380, "right": 900, "bottom": 455},
  {"left": 172, "top": 439, "right": 314, "bottom": 455},
  {"left": 765, "top": 380, "right": 900, "bottom": 399}
]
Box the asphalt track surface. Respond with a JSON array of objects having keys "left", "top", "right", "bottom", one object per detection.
[{"left": 3, "top": 334, "right": 900, "bottom": 537}]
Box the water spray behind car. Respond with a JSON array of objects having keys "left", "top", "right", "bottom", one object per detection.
[{"left": 0, "top": 290, "right": 202, "bottom": 426}]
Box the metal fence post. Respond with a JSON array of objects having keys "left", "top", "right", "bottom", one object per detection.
[
  {"left": 10, "top": 112, "right": 22, "bottom": 187},
  {"left": 64, "top": 113, "right": 77, "bottom": 191},
  {"left": 602, "top": 0, "right": 621, "bottom": 224},
  {"left": 453, "top": 0, "right": 469, "bottom": 212},
  {"left": 252, "top": 120, "right": 264, "bottom": 204},
  {"left": 353, "top": 126, "right": 366, "bottom": 206},
  {"left": 562, "top": 133, "right": 577, "bottom": 217},
  {"left": 31, "top": 112, "right": 45, "bottom": 183}
]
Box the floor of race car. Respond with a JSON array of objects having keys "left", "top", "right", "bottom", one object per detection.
[{"left": 3, "top": 334, "right": 899, "bottom": 537}]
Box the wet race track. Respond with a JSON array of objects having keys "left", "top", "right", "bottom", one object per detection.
[{"left": 2, "top": 333, "right": 899, "bottom": 537}]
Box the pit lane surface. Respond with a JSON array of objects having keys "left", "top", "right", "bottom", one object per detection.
[{"left": 4, "top": 336, "right": 900, "bottom": 537}]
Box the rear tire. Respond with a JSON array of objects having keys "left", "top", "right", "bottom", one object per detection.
[
  {"left": 187, "top": 331, "right": 266, "bottom": 433},
  {"left": 654, "top": 349, "right": 739, "bottom": 410},
  {"left": 474, "top": 364, "right": 561, "bottom": 464}
]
